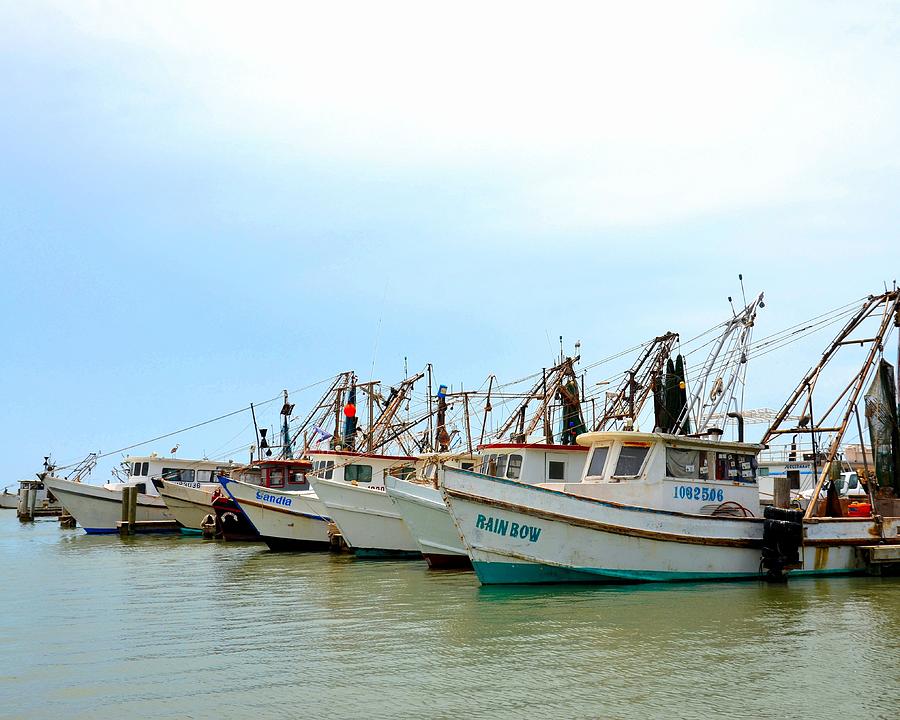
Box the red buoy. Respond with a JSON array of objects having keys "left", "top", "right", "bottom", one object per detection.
[{"left": 343, "top": 403, "right": 356, "bottom": 418}]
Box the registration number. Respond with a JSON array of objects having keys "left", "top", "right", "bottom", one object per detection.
[{"left": 673, "top": 485, "right": 724, "bottom": 502}]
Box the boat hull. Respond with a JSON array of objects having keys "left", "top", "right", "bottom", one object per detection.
[
  {"left": 221, "top": 477, "right": 331, "bottom": 550},
  {"left": 310, "top": 476, "right": 420, "bottom": 557},
  {"left": 157, "top": 481, "right": 216, "bottom": 531},
  {"left": 441, "top": 468, "right": 893, "bottom": 585},
  {"left": 42, "top": 476, "right": 174, "bottom": 533},
  {"left": 385, "top": 477, "right": 470, "bottom": 568},
  {"left": 0, "top": 490, "right": 18, "bottom": 509}
]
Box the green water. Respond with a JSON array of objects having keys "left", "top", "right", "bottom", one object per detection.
[{"left": 1, "top": 514, "right": 898, "bottom": 720}]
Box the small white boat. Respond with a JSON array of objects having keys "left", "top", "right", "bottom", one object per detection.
[
  {"left": 218, "top": 458, "right": 331, "bottom": 550},
  {"left": 0, "top": 486, "right": 20, "bottom": 509},
  {"left": 307, "top": 450, "right": 421, "bottom": 557},
  {"left": 45, "top": 454, "right": 234, "bottom": 533}
]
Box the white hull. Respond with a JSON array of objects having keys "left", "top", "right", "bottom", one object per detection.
[
  {"left": 157, "top": 481, "right": 216, "bottom": 531},
  {"left": 43, "top": 476, "right": 173, "bottom": 533},
  {"left": 441, "top": 468, "right": 897, "bottom": 585},
  {"left": 309, "top": 476, "right": 420, "bottom": 556},
  {"left": 0, "top": 490, "right": 18, "bottom": 509},
  {"left": 385, "top": 477, "right": 468, "bottom": 566},
  {"left": 222, "top": 477, "right": 331, "bottom": 550}
]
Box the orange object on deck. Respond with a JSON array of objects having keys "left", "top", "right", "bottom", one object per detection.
[{"left": 847, "top": 502, "right": 872, "bottom": 517}]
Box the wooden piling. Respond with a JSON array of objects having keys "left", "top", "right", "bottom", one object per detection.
[
  {"left": 774, "top": 476, "right": 791, "bottom": 508},
  {"left": 119, "top": 486, "right": 137, "bottom": 536}
]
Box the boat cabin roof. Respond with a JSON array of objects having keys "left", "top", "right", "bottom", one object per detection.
[
  {"left": 575, "top": 430, "right": 762, "bottom": 454},
  {"left": 306, "top": 449, "right": 418, "bottom": 463},
  {"left": 477, "top": 442, "right": 587, "bottom": 453}
]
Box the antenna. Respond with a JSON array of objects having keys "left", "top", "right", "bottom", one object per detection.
[
  {"left": 738, "top": 273, "right": 747, "bottom": 306},
  {"left": 727, "top": 295, "right": 737, "bottom": 317}
]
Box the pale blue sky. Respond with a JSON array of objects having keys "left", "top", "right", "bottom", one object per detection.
[{"left": 1, "top": 2, "right": 899, "bottom": 482}]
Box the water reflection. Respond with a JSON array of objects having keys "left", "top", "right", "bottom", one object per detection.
[{"left": 1, "top": 514, "right": 898, "bottom": 720}]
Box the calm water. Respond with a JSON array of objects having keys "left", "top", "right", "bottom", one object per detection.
[{"left": 1, "top": 513, "right": 898, "bottom": 720}]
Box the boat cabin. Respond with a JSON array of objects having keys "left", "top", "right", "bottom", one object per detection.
[
  {"left": 252, "top": 458, "right": 314, "bottom": 491},
  {"left": 545, "top": 431, "right": 764, "bottom": 516},
  {"left": 476, "top": 443, "right": 588, "bottom": 486},
  {"left": 307, "top": 450, "right": 418, "bottom": 492},
  {"left": 124, "top": 454, "right": 236, "bottom": 495}
]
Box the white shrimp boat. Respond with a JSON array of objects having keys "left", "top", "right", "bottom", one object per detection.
[
  {"left": 443, "top": 290, "right": 900, "bottom": 584},
  {"left": 219, "top": 458, "right": 332, "bottom": 550},
  {"left": 43, "top": 454, "right": 232, "bottom": 533},
  {"left": 442, "top": 429, "right": 900, "bottom": 583},
  {"left": 386, "top": 444, "right": 587, "bottom": 567},
  {"left": 307, "top": 450, "right": 421, "bottom": 557}
]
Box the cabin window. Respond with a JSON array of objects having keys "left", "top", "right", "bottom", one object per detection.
[
  {"left": 757, "top": 467, "right": 770, "bottom": 477},
  {"left": 290, "top": 472, "right": 310, "bottom": 490},
  {"left": 132, "top": 462, "right": 149, "bottom": 477},
  {"left": 715, "top": 453, "right": 756, "bottom": 482},
  {"left": 486, "top": 454, "right": 498, "bottom": 476},
  {"left": 613, "top": 445, "right": 650, "bottom": 477},
  {"left": 134, "top": 482, "right": 146, "bottom": 494},
  {"left": 313, "top": 460, "right": 335, "bottom": 479},
  {"left": 586, "top": 447, "right": 609, "bottom": 477},
  {"left": 345, "top": 464, "right": 373, "bottom": 483},
  {"left": 162, "top": 468, "right": 195, "bottom": 484},
  {"left": 269, "top": 469, "right": 285, "bottom": 488},
  {"left": 506, "top": 454, "right": 523, "bottom": 479},
  {"left": 666, "top": 448, "right": 700, "bottom": 479},
  {"left": 787, "top": 469, "right": 800, "bottom": 489},
  {"left": 548, "top": 460, "right": 565, "bottom": 481},
  {"left": 461, "top": 462, "right": 474, "bottom": 471},
  {"left": 424, "top": 464, "right": 438, "bottom": 480},
  {"left": 847, "top": 474, "right": 859, "bottom": 490},
  {"left": 495, "top": 455, "right": 508, "bottom": 478}
]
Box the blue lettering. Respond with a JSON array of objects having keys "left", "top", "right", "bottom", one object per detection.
[
  {"left": 496, "top": 519, "right": 509, "bottom": 536},
  {"left": 476, "top": 514, "right": 486, "bottom": 529},
  {"left": 485, "top": 516, "right": 495, "bottom": 532},
  {"left": 510, "top": 522, "right": 520, "bottom": 538},
  {"left": 529, "top": 527, "right": 542, "bottom": 542}
]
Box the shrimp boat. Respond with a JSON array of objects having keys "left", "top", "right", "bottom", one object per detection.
[
  {"left": 443, "top": 291, "right": 900, "bottom": 584},
  {"left": 308, "top": 449, "right": 420, "bottom": 556},
  {"left": 43, "top": 454, "right": 231, "bottom": 533},
  {"left": 220, "top": 458, "right": 332, "bottom": 550},
  {"left": 386, "top": 358, "right": 591, "bottom": 567},
  {"left": 304, "top": 369, "right": 437, "bottom": 557}
]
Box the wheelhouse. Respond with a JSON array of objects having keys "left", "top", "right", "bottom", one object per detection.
[
  {"left": 255, "top": 458, "right": 314, "bottom": 491},
  {"left": 476, "top": 443, "right": 588, "bottom": 486},
  {"left": 306, "top": 450, "right": 418, "bottom": 492},
  {"left": 559, "top": 431, "right": 764, "bottom": 515}
]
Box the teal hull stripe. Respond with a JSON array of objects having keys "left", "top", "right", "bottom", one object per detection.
[{"left": 472, "top": 561, "right": 868, "bottom": 585}]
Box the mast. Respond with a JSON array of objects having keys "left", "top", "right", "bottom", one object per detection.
[
  {"left": 761, "top": 290, "right": 900, "bottom": 519},
  {"left": 594, "top": 332, "right": 678, "bottom": 431},
  {"left": 679, "top": 292, "right": 764, "bottom": 436}
]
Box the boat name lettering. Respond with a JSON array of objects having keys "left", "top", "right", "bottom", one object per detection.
[
  {"left": 475, "top": 514, "right": 541, "bottom": 542},
  {"left": 673, "top": 485, "right": 724, "bottom": 502},
  {"left": 256, "top": 490, "right": 292, "bottom": 507}
]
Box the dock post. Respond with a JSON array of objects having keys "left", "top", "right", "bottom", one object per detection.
[
  {"left": 120, "top": 486, "right": 137, "bottom": 536},
  {"left": 18, "top": 485, "right": 35, "bottom": 522},
  {"left": 128, "top": 486, "right": 137, "bottom": 528},
  {"left": 59, "top": 509, "right": 76, "bottom": 529},
  {"left": 774, "top": 476, "right": 791, "bottom": 508}
]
